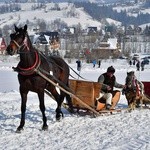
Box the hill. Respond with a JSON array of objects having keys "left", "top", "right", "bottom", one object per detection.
[{"left": 0, "top": 2, "right": 102, "bottom": 30}]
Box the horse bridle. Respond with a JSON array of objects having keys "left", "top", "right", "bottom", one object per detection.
[
  {"left": 10, "top": 33, "right": 30, "bottom": 54},
  {"left": 126, "top": 75, "right": 137, "bottom": 93},
  {"left": 10, "top": 32, "right": 41, "bottom": 75}
]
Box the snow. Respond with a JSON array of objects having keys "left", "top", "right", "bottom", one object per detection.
[
  {"left": 106, "top": 18, "right": 122, "bottom": 26},
  {"left": 0, "top": 56, "right": 150, "bottom": 150},
  {"left": 0, "top": 2, "right": 102, "bottom": 30}
]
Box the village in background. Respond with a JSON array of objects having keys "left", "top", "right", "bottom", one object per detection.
[{"left": 0, "top": 0, "right": 150, "bottom": 64}]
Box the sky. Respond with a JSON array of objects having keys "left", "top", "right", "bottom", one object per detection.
[{"left": 0, "top": 55, "right": 150, "bottom": 150}]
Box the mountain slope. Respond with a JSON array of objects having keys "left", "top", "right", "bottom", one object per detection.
[{"left": 0, "top": 2, "right": 102, "bottom": 30}]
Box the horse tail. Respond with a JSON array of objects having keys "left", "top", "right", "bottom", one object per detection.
[{"left": 142, "top": 94, "right": 150, "bottom": 104}]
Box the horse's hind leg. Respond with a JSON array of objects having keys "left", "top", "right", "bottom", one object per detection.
[
  {"left": 55, "top": 91, "right": 66, "bottom": 120},
  {"left": 38, "top": 91, "right": 48, "bottom": 130},
  {"left": 66, "top": 93, "right": 74, "bottom": 113},
  {"left": 17, "top": 90, "right": 28, "bottom": 132},
  {"left": 51, "top": 87, "right": 65, "bottom": 120}
]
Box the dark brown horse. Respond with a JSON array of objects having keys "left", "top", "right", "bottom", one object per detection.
[
  {"left": 124, "top": 71, "right": 150, "bottom": 110},
  {"left": 6, "top": 24, "right": 72, "bottom": 132}
]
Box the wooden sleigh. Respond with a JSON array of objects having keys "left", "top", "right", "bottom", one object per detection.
[
  {"left": 36, "top": 70, "right": 122, "bottom": 116},
  {"left": 36, "top": 68, "right": 150, "bottom": 116},
  {"left": 68, "top": 79, "right": 121, "bottom": 114}
]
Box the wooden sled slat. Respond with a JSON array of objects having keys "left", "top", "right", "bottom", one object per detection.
[
  {"left": 69, "top": 79, "right": 101, "bottom": 109},
  {"left": 69, "top": 79, "right": 121, "bottom": 114}
]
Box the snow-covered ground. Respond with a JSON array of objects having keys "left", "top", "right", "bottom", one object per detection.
[{"left": 0, "top": 56, "right": 150, "bottom": 150}]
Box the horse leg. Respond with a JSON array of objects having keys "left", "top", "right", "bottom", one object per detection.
[
  {"left": 52, "top": 89, "right": 65, "bottom": 120},
  {"left": 66, "top": 93, "right": 74, "bottom": 113},
  {"left": 143, "top": 95, "right": 150, "bottom": 106},
  {"left": 17, "top": 90, "right": 28, "bottom": 132},
  {"left": 140, "top": 96, "right": 143, "bottom": 109},
  {"left": 38, "top": 91, "right": 48, "bottom": 130},
  {"left": 126, "top": 95, "right": 132, "bottom": 110},
  {"left": 133, "top": 98, "right": 137, "bottom": 110},
  {"left": 65, "top": 82, "right": 74, "bottom": 113},
  {"left": 55, "top": 91, "right": 66, "bottom": 120}
]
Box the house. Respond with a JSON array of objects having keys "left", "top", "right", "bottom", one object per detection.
[
  {"left": 87, "top": 27, "right": 97, "bottom": 34},
  {"left": 33, "top": 31, "right": 59, "bottom": 45},
  {"left": 32, "top": 31, "right": 60, "bottom": 55},
  {"left": 91, "top": 38, "right": 121, "bottom": 59}
]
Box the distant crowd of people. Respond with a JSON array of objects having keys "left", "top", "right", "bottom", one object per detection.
[
  {"left": 76, "top": 59, "right": 102, "bottom": 72},
  {"left": 92, "top": 59, "right": 101, "bottom": 68},
  {"left": 129, "top": 59, "right": 145, "bottom": 71}
]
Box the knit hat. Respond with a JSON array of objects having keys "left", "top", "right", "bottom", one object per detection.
[{"left": 107, "top": 66, "right": 115, "bottom": 73}]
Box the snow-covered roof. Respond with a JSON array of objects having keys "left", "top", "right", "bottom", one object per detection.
[{"left": 108, "top": 38, "right": 118, "bottom": 49}]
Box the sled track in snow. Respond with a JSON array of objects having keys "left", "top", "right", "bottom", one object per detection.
[{"left": 119, "top": 135, "right": 150, "bottom": 150}]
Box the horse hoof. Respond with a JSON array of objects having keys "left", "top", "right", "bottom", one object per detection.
[
  {"left": 16, "top": 127, "right": 24, "bottom": 133},
  {"left": 68, "top": 108, "right": 75, "bottom": 113},
  {"left": 42, "top": 125, "right": 48, "bottom": 131},
  {"left": 56, "top": 112, "right": 64, "bottom": 121}
]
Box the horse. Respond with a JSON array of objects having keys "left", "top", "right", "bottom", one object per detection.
[
  {"left": 6, "top": 24, "right": 72, "bottom": 132},
  {"left": 124, "top": 71, "right": 150, "bottom": 110}
]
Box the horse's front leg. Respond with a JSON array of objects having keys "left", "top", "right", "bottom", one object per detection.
[
  {"left": 16, "top": 90, "right": 28, "bottom": 133},
  {"left": 38, "top": 91, "right": 48, "bottom": 130}
]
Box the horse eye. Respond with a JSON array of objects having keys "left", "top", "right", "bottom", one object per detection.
[{"left": 10, "top": 34, "right": 13, "bottom": 38}]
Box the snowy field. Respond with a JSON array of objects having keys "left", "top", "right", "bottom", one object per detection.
[{"left": 0, "top": 56, "right": 150, "bottom": 150}]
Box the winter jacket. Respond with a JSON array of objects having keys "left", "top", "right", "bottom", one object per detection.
[{"left": 98, "top": 73, "right": 123, "bottom": 93}]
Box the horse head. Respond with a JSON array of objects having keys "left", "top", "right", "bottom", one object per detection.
[
  {"left": 6, "top": 24, "right": 29, "bottom": 55},
  {"left": 125, "top": 71, "right": 136, "bottom": 89}
]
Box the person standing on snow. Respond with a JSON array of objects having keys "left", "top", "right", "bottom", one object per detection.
[
  {"left": 141, "top": 61, "right": 145, "bottom": 71},
  {"left": 98, "top": 59, "right": 101, "bottom": 68},
  {"left": 76, "top": 59, "right": 81, "bottom": 72},
  {"left": 136, "top": 61, "right": 140, "bottom": 71},
  {"left": 92, "top": 59, "right": 96, "bottom": 68}
]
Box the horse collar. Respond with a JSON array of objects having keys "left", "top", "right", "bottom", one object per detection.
[{"left": 17, "top": 51, "right": 41, "bottom": 75}]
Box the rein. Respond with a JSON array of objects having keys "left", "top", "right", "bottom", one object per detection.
[{"left": 39, "top": 52, "right": 88, "bottom": 81}]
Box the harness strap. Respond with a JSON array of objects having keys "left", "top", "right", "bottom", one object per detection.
[
  {"left": 12, "top": 40, "right": 21, "bottom": 48},
  {"left": 18, "top": 51, "right": 39, "bottom": 71},
  {"left": 18, "top": 51, "right": 41, "bottom": 76},
  {"left": 135, "top": 80, "right": 141, "bottom": 96}
]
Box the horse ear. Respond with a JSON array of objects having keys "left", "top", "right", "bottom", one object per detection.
[
  {"left": 24, "top": 24, "right": 27, "bottom": 32},
  {"left": 131, "top": 71, "right": 134, "bottom": 75},
  {"left": 14, "top": 24, "right": 19, "bottom": 32}
]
